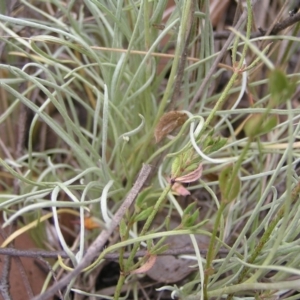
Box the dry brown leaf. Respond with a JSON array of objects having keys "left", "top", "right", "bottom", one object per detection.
[
  {"left": 154, "top": 111, "right": 188, "bottom": 143},
  {"left": 146, "top": 234, "right": 210, "bottom": 283},
  {"left": 171, "top": 182, "right": 191, "bottom": 196},
  {"left": 84, "top": 217, "right": 101, "bottom": 230},
  {"left": 173, "top": 163, "right": 203, "bottom": 184},
  {"left": 130, "top": 254, "right": 157, "bottom": 274}
]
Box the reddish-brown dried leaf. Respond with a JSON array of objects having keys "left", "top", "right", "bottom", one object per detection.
[
  {"left": 171, "top": 182, "right": 191, "bottom": 196},
  {"left": 174, "top": 163, "right": 203, "bottom": 183},
  {"left": 154, "top": 111, "right": 188, "bottom": 143},
  {"left": 84, "top": 217, "right": 101, "bottom": 230},
  {"left": 130, "top": 254, "right": 157, "bottom": 274}
]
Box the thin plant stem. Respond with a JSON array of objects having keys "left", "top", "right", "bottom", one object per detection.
[
  {"left": 114, "top": 183, "right": 172, "bottom": 299},
  {"left": 203, "top": 140, "right": 251, "bottom": 299}
]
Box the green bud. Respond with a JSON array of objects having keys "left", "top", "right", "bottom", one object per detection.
[
  {"left": 133, "top": 207, "right": 153, "bottom": 222},
  {"left": 119, "top": 218, "right": 127, "bottom": 240},
  {"left": 244, "top": 114, "right": 277, "bottom": 138},
  {"left": 269, "top": 69, "right": 297, "bottom": 106},
  {"left": 219, "top": 165, "right": 241, "bottom": 203}
]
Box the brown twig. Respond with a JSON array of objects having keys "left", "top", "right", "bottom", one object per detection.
[
  {"left": 0, "top": 256, "right": 11, "bottom": 300},
  {"left": 213, "top": 11, "right": 300, "bottom": 40},
  {"left": 0, "top": 227, "right": 34, "bottom": 299},
  {"left": 0, "top": 246, "right": 230, "bottom": 260},
  {"left": 11, "top": 254, "right": 34, "bottom": 298},
  {"left": 32, "top": 164, "right": 152, "bottom": 300},
  {"left": 0, "top": 226, "right": 12, "bottom": 300},
  {"left": 34, "top": 257, "right": 64, "bottom": 300}
]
